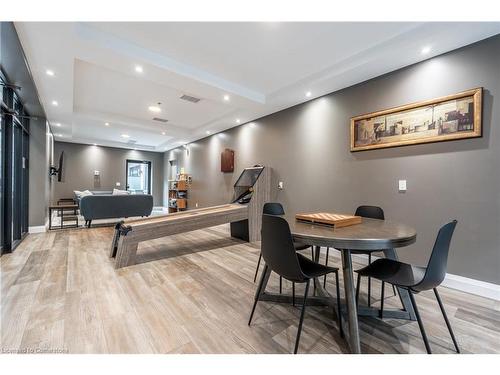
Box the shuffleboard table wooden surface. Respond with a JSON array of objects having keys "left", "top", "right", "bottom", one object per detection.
[{"left": 110, "top": 204, "right": 249, "bottom": 268}]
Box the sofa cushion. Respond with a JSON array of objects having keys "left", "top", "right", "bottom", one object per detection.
[
  {"left": 112, "top": 188, "right": 130, "bottom": 195},
  {"left": 74, "top": 190, "right": 92, "bottom": 199}
]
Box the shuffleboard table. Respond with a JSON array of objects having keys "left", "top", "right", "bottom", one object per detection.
[{"left": 110, "top": 166, "right": 271, "bottom": 268}]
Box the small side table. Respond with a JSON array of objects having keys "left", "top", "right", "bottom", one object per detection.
[
  {"left": 49, "top": 204, "right": 79, "bottom": 230},
  {"left": 57, "top": 198, "right": 78, "bottom": 215}
]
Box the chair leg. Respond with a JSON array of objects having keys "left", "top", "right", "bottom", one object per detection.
[
  {"left": 294, "top": 279, "right": 310, "bottom": 354},
  {"left": 408, "top": 291, "right": 432, "bottom": 354},
  {"left": 292, "top": 282, "right": 296, "bottom": 306},
  {"left": 323, "top": 247, "right": 330, "bottom": 288},
  {"left": 355, "top": 274, "right": 361, "bottom": 308},
  {"left": 253, "top": 253, "right": 262, "bottom": 282},
  {"left": 380, "top": 281, "right": 385, "bottom": 319},
  {"left": 392, "top": 284, "right": 397, "bottom": 297},
  {"left": 248, "top": 265, "right": 268, "bottom": 326},
  {"left": 434, "top": 288, "right": 460, "bottom": 353},
  {"left": 335, "top": 271, "right": 344, "bottom": 338},
  {"left": 367, "top": 253, "right": 372, "bottom": 307},
  {"left": 279, "top": 276, "right": 283, "bottom": 294}
]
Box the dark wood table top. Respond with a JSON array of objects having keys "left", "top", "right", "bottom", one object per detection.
[{"left": 285, "top": 215, "right": 417, "bottom": 251}]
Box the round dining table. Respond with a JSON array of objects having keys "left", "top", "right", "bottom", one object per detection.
[{"left": 257, "top": 215, "right": 417, "bottom": 354}]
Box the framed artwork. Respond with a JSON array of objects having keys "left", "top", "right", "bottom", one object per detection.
[{"left": 350, "top": 88, "right": 482, "bottom": 152}]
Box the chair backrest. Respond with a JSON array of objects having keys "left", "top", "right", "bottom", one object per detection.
[
  {"left": 261, "top": 214, "right": 307, "bottom": 283},
  {"left": 414, "top": 220, "right": 457, "bottom": 292},
  {"left": 355, "top": 205, "right": 385, "bottom": 220},
  {"left": 263, "top": 202, "right": 285, "bottom": 216}
]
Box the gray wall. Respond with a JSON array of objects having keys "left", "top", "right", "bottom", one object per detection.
[
  {"left": 1, "top": 22, "right": 50, "bottom": 228},
  {"left": 165, "top": 35, "right": 500, "bottom": 285},
  {"left": 52, "top": 142, "right": 164, "bottom": 206},
  {"left": 29, "top": 119, "right": 52, "bottom": 227}
]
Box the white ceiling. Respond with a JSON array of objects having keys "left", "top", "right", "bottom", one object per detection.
[{"left": 15, "top": 22, "right": 500, "bottom": 152}]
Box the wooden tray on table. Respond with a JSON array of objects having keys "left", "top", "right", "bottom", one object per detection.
[{"left": 295, "top": 212, "right": 362, "bottom": 228}]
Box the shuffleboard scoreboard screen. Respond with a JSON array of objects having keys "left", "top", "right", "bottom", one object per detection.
[{"left": 234, "top": 166, "right": 264, "bottom": 187}]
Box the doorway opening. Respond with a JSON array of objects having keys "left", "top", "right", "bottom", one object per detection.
[{"left": 126, "top": 159, "right": 152, "bottom": 195}]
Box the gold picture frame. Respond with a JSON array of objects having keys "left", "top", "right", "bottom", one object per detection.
[{"left": 350, "top": 88, "right": 482, "bottom": 152}]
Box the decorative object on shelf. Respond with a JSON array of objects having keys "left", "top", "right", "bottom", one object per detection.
[
  {"left": 221, "top": 148, "right": 234, "bottom": 173},
  {"left": 168, "top": 173, "right": 191, "bottom": 213},
  {"left": 350, "top": 88, "right": 482, "bottom": 152}
]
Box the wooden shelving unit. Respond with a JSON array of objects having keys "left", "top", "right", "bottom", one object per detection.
[{"left": 168, "top": 173, "right": 190, "bottom": 213}]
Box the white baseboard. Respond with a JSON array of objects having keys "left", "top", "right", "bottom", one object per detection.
[
  {"left": 28, "top": 218, "right": 49, "bottom": 234},
  {"left": 153, "top": 206, "right": 168, "bottom": 212},
  {"left": 28, "top": 225, "right": 46, "bottom": 233},
  {"left": 329, "top": 250, "right": 500, "bottom": 301},
  {"left": 441, "top": 274, "right": 500, "bottom": 301}
]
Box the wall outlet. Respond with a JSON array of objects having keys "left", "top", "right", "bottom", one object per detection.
[
  {"left": 398, "top": 179, "right": 407, "bottom": 192},
  {"left": 278, "top": 181, "right": 284, "bottom": 190},
  {"left": 116, "top": 182, "right": 121, "bottom": 187}
]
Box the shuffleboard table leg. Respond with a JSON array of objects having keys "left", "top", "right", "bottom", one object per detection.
[
  {"left": 109, "top": 224, "right": 121, "bottom": 258},
  {"left": 115, "top": 238, "right": 139, "bottom": 269}
]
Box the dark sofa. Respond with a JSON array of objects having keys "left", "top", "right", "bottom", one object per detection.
[{"left": 79, "top": 193, "right": 153, "bottom": 227}]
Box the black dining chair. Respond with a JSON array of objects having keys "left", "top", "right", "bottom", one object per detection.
[
  {"left": 348, "top": 206, "right": 396, "bottom": 305},
  {"left": 354, "top": 220, "right": 459, "bottom": 354},
  {"left": 254, "top": 203, "right": 314, "bottom": 295},
  {"left": 248, "top": 214, "right": 343, "bottom": 354}
]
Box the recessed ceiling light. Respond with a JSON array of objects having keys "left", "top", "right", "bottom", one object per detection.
[
  {"left": 421, "top": 46, "right": 431, "bottom": 55},
  {"left": 135, "top": 65, "right": 143, "bottom": 73},
  {"left": 121, "top": 134, "right": 130, "bottom": 138},
  {"left": 46, "top": 69, "right": 55, "bottom": 77},
  {"left": 148, "top": 105, "right": 161, "bottom": 113},
  {"left": 51, "top": 100, "right": 58, "bottom": 106},
  {"left": 305, "top": 91, "right": 312, "bottom": 98},
  {"left": 54, "top": 122, "right": 61, "bottom": 127},
  {"left": 105, "top": 122, "right": 110, "bottom": 126},
  {"left": 223, "top": 94, "right": 230, "bottom": 101},
  {"left": 162, "top": 131, "right": 166, "bottom": 135},
  {"left": 206, "top": 130, "right": 211, "bottom": 135},
  {"left": 236, "top": 119, "right": 241, "bottom": 124}
]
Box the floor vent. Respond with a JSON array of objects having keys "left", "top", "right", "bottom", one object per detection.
[
  {"left": 153, "top": 117, "right": 168, "bottom": 123},
  {"left": 180, "top": 94, "right": 201, "bottom": 103}
]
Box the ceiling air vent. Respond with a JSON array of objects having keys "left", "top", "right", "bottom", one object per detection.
[
  {"left": 153, "top": 117, "right": 168, "bottom": 123},
  {"left": 180, "top": 94, "right": 201, "bottom": 103}
]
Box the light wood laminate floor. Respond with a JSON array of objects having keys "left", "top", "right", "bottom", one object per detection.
[{"left": 1, "top": 225, "right": 499, "bottom": 354}]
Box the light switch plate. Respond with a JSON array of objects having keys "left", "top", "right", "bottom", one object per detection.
[
  {"left": 116, "top": 182, "right": 121, "bottom": 187},
  {"left": 398, "top": 179, "right": 407, "bottom": 192},
  {"left": 94, "top": 170, "right": 100, "bottom": 176},
  {"left": 278, "top": 181, "right": 284, "bottom": 190}
]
